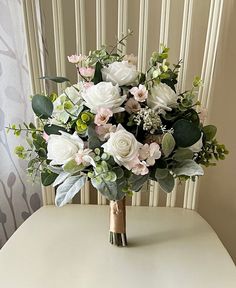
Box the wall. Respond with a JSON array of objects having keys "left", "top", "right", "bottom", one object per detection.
[{"left": 198, "top": 0, "right": 236, "bottom": 263}]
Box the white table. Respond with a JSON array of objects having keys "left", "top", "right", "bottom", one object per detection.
[{"left": 0, "top": 205, "right": 235, "bottom": 288}]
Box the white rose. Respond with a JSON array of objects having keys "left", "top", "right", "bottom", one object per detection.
[
  {"left": 188, "top": 133, "right": 203, "bottom": 153},
  {"left": 47, "top": 131, "right": 84, "bottom": 165},
  {"left": 101, "top": 61, "right": 139, "bottom": 86},
  {"left": 147, "top": 83, "right": 178, "bottom": 111},
  {"left": 81, "top": 82, "right": 126, "bottom": 113},
  {"left": 102, "top": 124, "right": 142, "bottom": 169}
]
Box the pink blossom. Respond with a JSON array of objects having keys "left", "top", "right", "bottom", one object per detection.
[
  {"left": 67, "top": 54, "right": 85, "bottom": 64},
  {"left": 43, "top": 132, "right": 49, "bottom": 142},
  {"left": 83, "top": 82, "right": 94, "bottom": 89},
  {"left": 139, "top": 142, "right": 161, "bottom": 166},
  {"left": 94, "top": 108, "right": 113, "bottom": 126},
  {"left": 132, "top": 161, "right": 149, "bottom": 175},
  {"left": 75, "top": 149, "right": 95, "bottom": 167},
  {"left": 130, "top": 84, "right": 148, "bottom": 102},
  {"left": 95, "top": 124, "right": 116, "bottom": 141},
  {"left": 79, "top": 67, "right": 95, "bottom": 78},
  {"left": 125, "top": 98, "right": 141, "bottom": 114},
  {"left": 123, "top": 54, "right": 137, "bottom": 65},
  {"left": 199, "top": 108, "right": 208, "bottom": 124}
]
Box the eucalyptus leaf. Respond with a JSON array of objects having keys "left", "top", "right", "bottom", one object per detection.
[
  {"left": 40, "top": 76, "right": 70, "bottom": 83},
  {"left": 32, "top": 94, "right": 53, "bottom": 119},
  {"left": 172, "top": 159, "right": 204, "bottom": 177},
  {"left": 173, "top": 148, "right": 194, "bottom": 161},
  {"left": 158, "top": 172, "right": 175, "bottom": 193},
  {"left": 44, "top": 124, "right": 67, "bottom": 135},
  {"left": 202, "top": 125, "right": 217, "bottom": 141},
  {"left": 162, "top": 133, "right": 175, "bottom": 157},
  {"left": 173, "top": 119, "right": 201, "bottom": 147},
  {"left": 55, "top": 175, "right": 86, "bottom": 207}
]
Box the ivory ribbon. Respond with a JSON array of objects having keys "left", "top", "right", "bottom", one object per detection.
[{"left": 109, "top": 197, "right": 126, "bottom": 233}]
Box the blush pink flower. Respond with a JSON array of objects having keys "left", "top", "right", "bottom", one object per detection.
[
  {"left": 139, "top": 142, "right": 161, "bottom": 166},
  {"left": 95, "top": 124, "right": 116, "bottom": 141},
  {"left": 132, "top": 161, "right": 149, "bottom": 175},
  {"left": 125, "top": 98, "right": 141, "bottom": 114},
  {"left": 130, "top": 84, "right": 148, "bottom": 102},
  {"left": 94, "top": 108, "right": 113, "bottom": 126},
  {"left": 43, "top": 132, "right": 49, "bottom": 142},
  {"left": 79, "top": 67, "right": 95, "bottom": 78},
  {"left": 74, "top": 149, "right": 95, "bottom": 167},
  {"left": 83, "top": 82, "right": 94, "bottom": 89},
  {"left": 67, "top": 54, "right": 86, "bottom": 64}
]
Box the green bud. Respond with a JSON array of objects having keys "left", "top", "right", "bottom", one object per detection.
[
  {"left": 95, "top": 165, "right": 103, "bottom": 173},
  {"left": 64, "top": 101, "right": 73, "bottom": 110},
  {"left": 94, "top": 148, "right": 100, "bottom": 155},
  {"left": 81, "top": 112, "right": 90, "bottom": 123},
  {"left": 88, "top": 171, "right": 94, "bottom": 178},
  {"left": 101, "top": 152, "right": 109, "bottom": 160},
  {"left": 94, "top": 155, "right": 101, "bottom": 162}
]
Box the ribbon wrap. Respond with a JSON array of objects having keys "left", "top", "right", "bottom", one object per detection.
[{"left": 109, "top": 197, "right": 126, "bottom": 234}]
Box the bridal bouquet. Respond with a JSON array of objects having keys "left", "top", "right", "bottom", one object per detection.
[{"left": 8, "top": 34, "right": 228, "bottom": 246}]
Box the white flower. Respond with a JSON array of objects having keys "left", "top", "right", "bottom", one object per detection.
[
  {"left": 132, "top": 161, "right": 149, "bottom": 175},
  {"left": 101, "top": 61, "right": 139, "bottom": 86},
  {"left": 102, "top": 124, "right": 142, "bottom": 169},
  {"left": 147, "top": 83, "right": 178, "bottom": 111},
  {"left": 130, "top": 84, "right": 148, "bottom": 102},
  {"left": 139, "top": 143, "right": 161, "bottom": 166},
  {"left": 81, "top": 82, "right": 126, "bottom": 113},
  {"left": 188, "top": 133, "right": 203, "bottom": 153},
  {"left": 47, "top": 131, "right": 84, "bottom": 165}
]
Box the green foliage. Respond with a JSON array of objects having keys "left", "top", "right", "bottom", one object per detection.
[
  {"left": 32, "top": 94, "right": 53, "bottom": 119},
  {"left": 173, "top": 149, "right": 194, "bottom": 161},
  {"left": 162, "top": 133, "right": 175, "bottom": 157},
  {"left": 44, "top": 124, "right": 67, "bottom": 135},
  {"left": 202, "top": 125, "right": 217, "bottom": 141},
  {"left": 41, "top": 170, "right": 58, "bottom": 186},
  {"left": 92, "top": 61, "right": 103, "bottom": 84},
  {"left": 172, "top": 160, "right": 204, "bottom": 177},
  {"left": 173, "top": 119, "right": 201, "bottom": 147},
  {"left": 40, "top": 76, "right": 70, "bottom": 83}
]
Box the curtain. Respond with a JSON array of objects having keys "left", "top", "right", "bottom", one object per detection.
[{"left": 0, "top": 0, "right": 41, "bottom": 248}]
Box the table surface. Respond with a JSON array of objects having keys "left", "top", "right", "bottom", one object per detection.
[{"left": 0, "top": 205, "right": 235, "bottom": 288}]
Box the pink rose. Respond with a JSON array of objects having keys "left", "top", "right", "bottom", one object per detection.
[
  {"left": 95, "top": 124, "right": 116, "bottom": 141},
  {"left": 130, "top": 84, "right": 148, "bottom": 102},
  {"left": 94, "top": 108, "right": 113, "bottom": 126},
  {"left": 75, "top": 148, "right": 95, "bottom": 167},
  {"left": 125, "top": 98, "right": 141, "bottom": 114},
  {"left": 132, "top": 161, "right": 149, "bottom": 175}
]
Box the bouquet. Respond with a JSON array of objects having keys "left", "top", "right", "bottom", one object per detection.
[{"left": 8, "top": 34, "right": 228, "bottom": 246}]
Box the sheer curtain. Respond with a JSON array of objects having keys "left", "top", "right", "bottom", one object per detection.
[{"left": 0, "top": 0, "right": 41, "bottom": 248}]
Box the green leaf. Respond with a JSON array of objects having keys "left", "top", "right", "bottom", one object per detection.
[
  {"left": 40, "top": 76, "right": 70, "bottom": 83},
  {"left": 173, "top": 148, "right": 194, "bottom": 161},
  {"left": 172, "top": 160, "right": 204, "bottom": 177},
  {"left": 129, "top": 173, "right": 149, "bottom": 192},
  {"left": 173, "top": 119, "right": 201, "bottom": 147},
  {"left": 158, "top": 172, "right": 175, "bottom": 193},
  {"left": 55, "top": 175, "right": 86, "bottom": 207},
  {"left": 32, "top": 94, "right": 53, "bottom": 119},
  {"left": 63, "top": 159, "right": 83, "bottom": 174},
  {"left": 162, "top": 133, "right": 175, "bottom": 157},
  {"left": 87, "top": 125, "right": 102, "bottom": 149},
  {"left": 92, "top": 62, "right": 103, "bottom": 84},
  {"left": 202, "top": 125, "right": 217, "bottom": 141},
  {"left": 44, "top": 124, "right": 67, "bottom": 135},
  {"left": 91, "top": 176, "right": 125, "bottom": 200},
  {"left": 155, "top": 168, "right": 169, "bottom": 180},
  {"left": 41, "top": 170, "right": 58, "bottom": 186}
]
